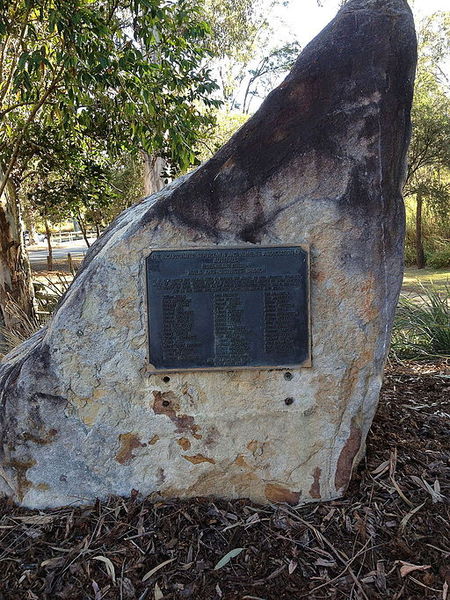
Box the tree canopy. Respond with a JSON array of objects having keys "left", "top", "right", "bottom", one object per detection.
[
  {"left": 203, "top": 0, "right": 300, "bottom": 112},
  {"left": 405, "top": 11, "right": 450, "bottom": 192},
  {"left": 0, "top": 0, "right": 223, "bottom": 323},
  {"left": 404, "top": 11, "right": 450, "bottom": 267},
  {"left": 0, "top": 0, "right": 221, "bottom": 199}
]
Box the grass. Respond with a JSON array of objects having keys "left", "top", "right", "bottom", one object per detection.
[
  {"left": 0, "top": 275, "right": 71, "bottom": 358},
  {"left": 402, "top": 266, "right": 450, "bottom": 293},
  {"left": 391, "top": 280, "right": 450, "bottom": 360},
  {"left": 0, "top": 297, "right": 41, "bottom": 358}
]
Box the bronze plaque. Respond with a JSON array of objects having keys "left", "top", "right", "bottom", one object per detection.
[{"left": 146, "top": 245, "right": 310, "bottom": 372}]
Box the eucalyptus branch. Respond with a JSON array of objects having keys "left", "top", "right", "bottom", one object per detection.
[
  {"left": 0, "top": 34, "right": 11, "bottom": 82},
  {"left": 243, "top": 56, "right": 267, "bottom": 113},
  {"left": 0, "top": 67, "right": 64, "bottom": 198},
  {"left": 15, "top": 169, "right": 40, "bottom": 187},
  {"left": 0, "top": 101, "right": 36, "bottom": 118},
  {"left": 107, "top": 0, "right": 120, "bottom": 24},
  {"left": 0, "top": 6, "right": 32, "bottom": 107}
]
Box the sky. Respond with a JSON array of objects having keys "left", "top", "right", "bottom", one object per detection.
[
  {"left": 274, "top": 0, "right": 449, "bottom": 49},
  {"left": 238, "top": 0, "right": 449, "bottom": 111},
  {"left": 233, "top": 0, "right": 449, "bottom": 112}
]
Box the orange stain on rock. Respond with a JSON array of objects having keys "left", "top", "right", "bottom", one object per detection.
[
  {"left": 309, "top": 466, "right": 322, "bottom": 498},
  {"left": 192, "top": 425, "right": 203, "bottom": 440},
  {"left": 152, "top": 391, "right": 200, "bottom": 436},
  {"left": 115, "top": 433, "right": 145, "bottom": 465},
  {"left": 359, "top": 277, "right": 378, "bottom": 322},
  {"left": 10, "top": 459, "right": 36, "bottom": 501},
  {"left": 335, "top": 421, "right": 362, "bottom": 491},
  {"left": 177, "top": 437, "right": 191, "bottom": 451},
  {"left": 21, "top": 428, "right": 58, "bottom": 446},
  {"left": 233, "top": 454, "right": 250, "bottom": 468},
  {"left": 35, "top": 482, "right": 50, "bottom": 491},
  {"left": 161, "top": 470, "right": 259, "bottom": 500},
  {"left": 247, "top": 440, "right": 258, "bottom": 455},
  {"left": 183, "top": 454, "right": 215, "bottom": 465},
  {"left": 148, "top": 435, "right": 160, "bottom": 445},
  {"left": 311, "top": 270, "right": 326, "bottom": 283},
  {"left": 264, "top": 483, "right": 301, "bottom": 505},
  {"left": 152, "top": 391, "right": 180, "bottom": 417}
]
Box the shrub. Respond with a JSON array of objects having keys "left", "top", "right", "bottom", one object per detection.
[
  {"left": 390, "top": 281, "right": 450, "bottom": 360},
  {"left": 403, "top": 244, "right": 417, "bottom": 267},
  {"left": 427, "top": 247, "right": 450, "bottom": 269}
]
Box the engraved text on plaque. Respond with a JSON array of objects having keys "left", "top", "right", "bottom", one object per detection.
[{"left": 146, "top": 246, "right": 310, "bottom": 371}]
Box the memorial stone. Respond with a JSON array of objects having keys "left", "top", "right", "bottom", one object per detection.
[{"left": 0, "top": 0, "right": 417, "bottom": 508}]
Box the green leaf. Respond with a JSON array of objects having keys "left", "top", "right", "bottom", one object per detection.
[{"left": 213, "top": 548, "right": 245, "bottom": 570}]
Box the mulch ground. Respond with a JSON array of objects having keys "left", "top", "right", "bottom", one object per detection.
[{"left": 0, "top": 361, "right": 448, "bottom": 600}]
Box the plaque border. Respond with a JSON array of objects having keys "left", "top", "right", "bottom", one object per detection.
[{"left": 144, "top": 244, "right": 311, "bottom": 373}]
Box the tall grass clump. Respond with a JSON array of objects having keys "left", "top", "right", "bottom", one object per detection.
[
  {"left": 391, "top": 280, "right": 450, "bottom": 360},
  {"left": 0, "top": 297, "right": 41, "bottom": 359},
  {"left": 0, "top": 274, "right": 71, "bottom": 358}
]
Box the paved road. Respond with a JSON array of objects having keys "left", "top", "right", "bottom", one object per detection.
[{"left": 28, "top": 240, "right": 95, "bottom": 271}]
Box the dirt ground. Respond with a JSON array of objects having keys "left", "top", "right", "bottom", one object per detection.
[{"left": 0, "top": 361, "right": 448, "bottom": 600}]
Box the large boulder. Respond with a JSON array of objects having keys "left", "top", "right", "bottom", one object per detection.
[{"left": 0, "top": 0, "right": 416, "bottom": 508}]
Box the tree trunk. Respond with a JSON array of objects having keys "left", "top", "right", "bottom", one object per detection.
[
  {"left": 415, "top": 192, "right": 425, "bottom": 269},
  {"left": 0, "top": 174, "right": 35, "bottom": 335},
  {"left": 23, "top": 205, "right": 39, "bottom": 245},
  {"left": 45, "top": 220, "right": 53, "bottom": 271},
  {"left": 142, "top": 152, "right": 167, "bottom": 196},
  {"left": 76, "top": 213, "right": 91, "bottom": 248}
]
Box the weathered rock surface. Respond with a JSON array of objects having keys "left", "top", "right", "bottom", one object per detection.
[{"left": 0, "top": 0, "right": 416, "bottom": 508}]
